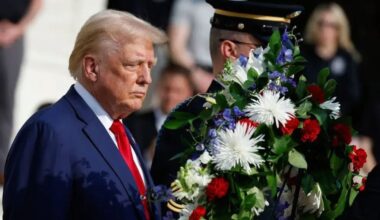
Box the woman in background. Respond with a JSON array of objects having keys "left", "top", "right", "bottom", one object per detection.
[
  {"left": 303, "top": 3, "right": 377, "bottom": 174},
  {"left": 303, "top": 3, "right": 361, "bottom": 117}
]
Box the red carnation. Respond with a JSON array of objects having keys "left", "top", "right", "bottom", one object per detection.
[
  {"left": 238, "top": 118, "right": 259, "bottom": 128},
  {"left": 307, "top": 85, "right": 325, "bottom": 104},
  {"left": 281, "top": 117, "right": 300, "bottom": 135},
  {"left": 206, "top": 177, "right": 229, "bottom": 201},
  {"left": 301, "top": 119, "right": 321, "bottom": 143},
  {"left": 349, "top": 146, "right": 367, "bottom": 172},
  {"left": 332, "top": 123, "right": 352, "bottom": 147},
  {"left": 359, "top": 177, "right": 367, "bottom": 191},
  {"left": 189, "top": 206, "right": 206, "bottom": 220}
]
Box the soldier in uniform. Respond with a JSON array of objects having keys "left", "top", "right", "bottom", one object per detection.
[{"left": 151, "top": 0, "right": 304, "bottom": 187}]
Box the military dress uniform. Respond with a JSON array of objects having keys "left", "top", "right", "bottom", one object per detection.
[{"left": 151, "top": 0, "right": 304, "bottom": 188}]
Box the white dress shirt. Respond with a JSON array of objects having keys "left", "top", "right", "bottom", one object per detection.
[
  {"left": 153, "top": 108, "right": 167, "bottom": 132},
  {"left": 74, "top": 83, "right": 146, "bottom": 186}
]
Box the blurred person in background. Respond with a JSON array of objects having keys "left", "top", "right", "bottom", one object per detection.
[
  {"left": 303, "top": 3, "right": 375, "bottom": 173},
  {"left": 125, "top": 63, "right": 195, "bottom": 169},
  {"left": 168, "top": 0, "right": 214, "bottom": 93},
  {"left": 0, "top": 0, "right": 42, "bottom": 184},
  {"left": 303, "top": 2, "right": 361, "bottom": 117}
]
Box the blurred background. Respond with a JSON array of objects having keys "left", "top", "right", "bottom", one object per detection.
[{"left": 1, "top": 0, "right": 379, "bottom": 216}]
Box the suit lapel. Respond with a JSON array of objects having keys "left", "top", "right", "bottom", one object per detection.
[{"left": 64, "top": 86, "right": 147, "bottom": 220}]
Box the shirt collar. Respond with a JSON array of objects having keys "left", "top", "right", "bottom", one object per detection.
[{"left": 74, "top": 82, "right": 114, "bottom": 130}]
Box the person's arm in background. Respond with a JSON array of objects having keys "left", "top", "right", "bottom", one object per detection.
[
  {"left": 0, "top": 0, "right": 43, "bottom": 47},
  {"left": 168, "top": 0, "right": 194, "bottom": 69}
]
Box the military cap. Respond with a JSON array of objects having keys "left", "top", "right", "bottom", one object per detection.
[{"left": 206, "top": 0, "right": 304, "bottom": 42}]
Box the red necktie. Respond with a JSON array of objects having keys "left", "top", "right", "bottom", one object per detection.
[{"left": 110, "top": 120, "right": 150, "bottom": 220}]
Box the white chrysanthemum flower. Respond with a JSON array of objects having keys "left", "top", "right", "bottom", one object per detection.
[
  {"left": 246, "top": 47, "right": 266, "bottom": 75},
  {"left": 232, "top": 64, "right": 248, "bottom": 85},
  {"left": 320, "top": 97, "right": 341, "bottom": 119},
  {"left": 245, "top": 90, "right": 296, "bottom": 128},
  {"left": 213, "top": 122, "right": 265, "bottom": 172}
]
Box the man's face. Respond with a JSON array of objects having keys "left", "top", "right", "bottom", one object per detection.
[
  {"left": 94, "top": 38, "right": 156, "bottom": 119},
  {"left": 232, "top": 34, "right": 262, "bottom": 58},
  {"left": 158, "top": 73, "right": 193, "bottom": 114}
]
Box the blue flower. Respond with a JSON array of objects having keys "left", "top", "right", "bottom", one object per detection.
[
  {"left": 281, "top": 28, "right": 290, "bottom": 43},
  {"left": 275, "top": 201, "right": 290, "bottom": 220},
  {"left": 150, "top": 185, "right": 173, "bottom": 202},
  {"left": 276, "top": 45, "right": 289, "bottom": 65},
  {"left": 278, "top": 86, "right": 289, "bottom": 95},
  {"left": 287, "top": 78, "right": 297, "bottom": 87},
  {"left": 163, "top": 211, "right": 176, "bottom": 220},
  {"left": 196, "top": 143, "right": 205, "bottom": 151},
  {"left": 269, "top": 71, "right": 281, "bottom": 79},
  {"left": 222, "top": 108, "right": 232, "bottom": 120},
  {"left": 284, "top": 49, "right": 293, "bottom": 62},
  {"left": 208, "top": 129, "right": 217, "bottom": 139},
  {"left": 214, "top": 118, "right": 224, "bottom": 127},
  {"left": 233, "top": 106, "right": 245, "bottom": 117},
  {"left": 238, "top": 55, "right": 248, "bottom": 68}
]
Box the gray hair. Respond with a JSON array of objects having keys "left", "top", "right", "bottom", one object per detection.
[{"left": 68, "top": 9, "right": 168, "bottom": 79}]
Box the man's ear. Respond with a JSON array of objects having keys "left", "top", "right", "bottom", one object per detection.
[
  {"left": 82, "top": 55, "right": 99, "bottom": 82},
  {"left": 220, "top": 40, "right": 238, "bottom": 60}
]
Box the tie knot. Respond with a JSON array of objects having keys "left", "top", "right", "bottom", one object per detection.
[{"left": 110, "top": 120, "right": 124, "bottom": 135}]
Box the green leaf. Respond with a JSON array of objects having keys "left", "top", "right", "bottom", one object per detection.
[
  {"left": 164, "top": 118, "right": 189, "bottom": 129},
  {"left": 296, "top": 101, "right": 312, "bottom": 118},
  {"left": 247, "top": 68, "right": 259, "bottom": 80},
  {"left": 287, "top": 64, "right": 305, "bottom": 76},
  {"left": 164, "top": 111, "right": 198, "bottom": 129},
  {"left": 269, "top": 30, "right": 281, "bottom": 53},
  {"left": 288, "top": 148, "right": 308, "bottom": 169},
  {"left": 296, "top": 77, "right": 307, "bottom": 99},
  {"left": 332, "top": 184, "right": 349, "bottom": 218},
  {"left": 301, "top": 175, "right": 315, "bottom": 194},
  {"left": 324, "top": 79, "right": 337, "bottom": 98},
  {"left": 242, "top": 80, "right": 255, "bottom": 90},
  {"left": 349, "top": 187, "right": 359, "bottom": 206},
  {"left": 273, "top": 136, "right": 298, "bottom": 155},
  {"left": 266, "top": 172, "right": 277, "bottom": 197},
  {"left": 171, "top": 111, "right": 195, "bottom": 119},
  {"left": 294, "top": 45, "right": 301, "bottom": 57},
  {"left": 216, "top": 93, "right": 228, "bottom": 108},
  {"left": 330, "top": 152, "right": 344, "bottom": 176},
  {"left": 310, "top": 107, "right": 328, "bottom": 125},
  {"left": 199, "top": 108, "right": 213, "bottom": 120},
  {"left": 317, "top": 67, "right": 330, "bottom": 87}
]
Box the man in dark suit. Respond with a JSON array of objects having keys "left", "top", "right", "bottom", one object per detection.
[
  {"left": 125, "top": 63, "right": 195, "bottom": 168},
  {"left": 3, "top": 10, "right": 167, "bottom": 220},
  {"left": 151, "top": 0, "right": 304, "bottom": 187}
]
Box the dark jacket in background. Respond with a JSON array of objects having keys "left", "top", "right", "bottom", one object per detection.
[
  {"left": 302, "top": 44, "right": 361, "bottom": 117},
  {"left": 124, "top": 111, "right": 157, "bottom": 156}
]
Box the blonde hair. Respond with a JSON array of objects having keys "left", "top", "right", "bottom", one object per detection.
[
  {"left": 304, "top": 3, "right": 360, "bottom": 61},
  {"left": 68, "top": 9, "right": 168, "bottom": 79}
]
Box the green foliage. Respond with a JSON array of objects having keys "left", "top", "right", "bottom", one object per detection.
[
  {"left": 288, "top": 148, "right": 308, "bottom": 169},
  {"left": 164, "top": 111, "right": 197, "bottom": 129},
  {"left": 317, "top": 68, "right": 330, "bottom": 87}
]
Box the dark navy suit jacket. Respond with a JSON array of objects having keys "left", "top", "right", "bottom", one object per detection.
[
  {"left": 3, "top": 86, "right": 161, "bottom": 220},
  {"left": 151, "top": 80, "right": 223, "bottom": 186}
]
